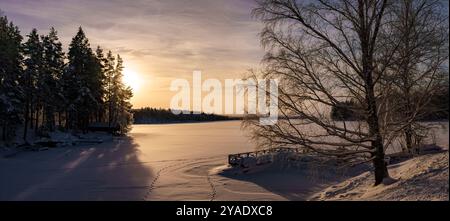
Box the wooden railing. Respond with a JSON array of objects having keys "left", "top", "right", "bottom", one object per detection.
[{"left": 228, "top": 147, "right": 305, "bottom": 166}]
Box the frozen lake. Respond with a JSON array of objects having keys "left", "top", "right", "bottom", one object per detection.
[
  {"left": 0, "top": 121, "right": 267, "bottom": 201},
  {"left": 130, "top": 121, "right": 256, "bottom": 161}
]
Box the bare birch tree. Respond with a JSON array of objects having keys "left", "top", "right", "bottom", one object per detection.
[
  {"left": 245, "top": 0, "right": 402, "bottom": 185},
  {"left": 382, "top": 0, "right": 448, "bottom": 153}
]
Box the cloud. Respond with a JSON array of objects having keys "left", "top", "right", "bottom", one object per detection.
[{"left": 1, "top": 0, "right": 265, "bottom": 108}]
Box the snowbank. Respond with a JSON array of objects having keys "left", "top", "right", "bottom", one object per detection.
[
  {"left": 0, "top": 130, "right": 114, "bottom": 159},
  {"left": 222, "top": 151, "right": 370, "bottom": 177},
  {"left": 311, "top": 151, "right": 449, "bottom": 201},
  {"left": 219, "top": 148, "right": 448, "bottom": 201},
  {"left": 218, "top": 152, "right": 371, "bottom": 200}
]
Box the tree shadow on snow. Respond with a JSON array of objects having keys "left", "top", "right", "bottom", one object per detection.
[
  {"left": 219, "top": 157, "right": 370, "bottom": 201},
  {"left": 0, "top": 136, "right": 155, "bottom": 201}
]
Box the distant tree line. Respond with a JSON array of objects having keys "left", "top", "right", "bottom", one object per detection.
[
  {"left": 330, "top": 100, "right": 362, "bottom": 121},
  {"left": 1, "top": 14, "right": 133, "bottom": 143},
  {"left": 331, "top": 87, "right": 449, "bottom": 121},
  {"left": 133, "top": 107, "right": 237, "bottom": 124}
]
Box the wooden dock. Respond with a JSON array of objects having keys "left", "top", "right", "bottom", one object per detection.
[{"left": 228, "top": 147, "right": 305, "bottom": 167}]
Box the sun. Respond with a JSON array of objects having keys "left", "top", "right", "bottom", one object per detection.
[{"left": 123, "top": 68, "right": 142, "bottom": 92}]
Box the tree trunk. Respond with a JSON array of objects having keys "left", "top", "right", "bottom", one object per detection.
[
  {"left": 44, "top": 105, "right": 54, "bottom": 131},
  {"left": 65, "top": 111, "right": 70, "bottom": 130},
  {"left": 108, "top": 101, "right": 112, "bottom": 128},
  {"left": 42, "top": 108, "right": 46, "bottom": 130},
  {"left": 366, "top": 79, "right": 389, "bottom": 186},
  {"left": 58, "top": 112, "right": 61, "bottom": 128},
  {"left": 35, "top": 109, "right": 39, "bottom": 132},
  {"left": 30, "top": 103, "right": 34, "bottom": 129},
  {"left": 23, "top": 101, "right": 29, "bottom": 141},
  {"left": 358, "top": 1, "right": 390, "bottom": 184},
  {"left": 2, "top": 123, "right": 6, "bottom": 141},
  {"left": 372, "top": 137, "right": 389, "bottom": 186},
  {"left": 404, "top": 125, "right": 413, "bottom": 152}
]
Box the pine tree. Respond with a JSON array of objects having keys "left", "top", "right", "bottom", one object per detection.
[
  {"left": 0, "top": 15, "right": 23, "bottom": 142},
  {"left": 60, "top": 57, "right": 80, "bottom": 130},
  {"left": 2, "top": 19, "right": 134, "bottom": 139},
  {"left": 94, "top": 46, "right": 106, "bottom": 123},
  {"left": 104, "top": 50, "right": 116, "bottom": 127},
  {"left": 66, "top": 27, "right": 100, "bottom": 132},
  {"left": 103, "top": 53, "right": 133, "bottom": 132},
  {"left": 111, "top": 55, "right": 125, "bottom": 127},
  {"left": 22, "top": 28, "right": 44, "bottom": 139},
  {"left": 112, "top": 55, "right": 133, "bottom": 133},
  {"left": 117, "top": 85, "right": 133, "bottom": 134},
  {"left": 41, "top": 27, "right": 65, "bottom": 131}
]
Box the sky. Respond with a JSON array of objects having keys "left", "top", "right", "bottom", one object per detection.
[{"left": 0, "top": 0, "right": 265, "bottom": 108}]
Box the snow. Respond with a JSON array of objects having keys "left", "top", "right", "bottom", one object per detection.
[
  {"left": 310, "top": 152, "right": 449, "bottom": 201},
  {"left": 217, "top": 152, "right": 371, "bottom": 200},
  {"left": 0, "top": 121, "right": 448, "bottom": 201},
  {"left": 0, "top": 122, "right": 256, "bottom": 200},
  {"left": 15, "top": 128, "right": 112, "bottom": 146},
  {"left": 0, "top": 136, "right": 149, "bottom": 200}
]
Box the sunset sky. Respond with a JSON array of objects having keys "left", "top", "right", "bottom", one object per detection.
[{"left": 0, "top": 0, "right": 265, "bottom": 108}]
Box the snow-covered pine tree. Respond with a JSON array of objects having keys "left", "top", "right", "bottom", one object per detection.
[
  {"left": 102, "top": 53, "right": 133, "bottom": 133},
  {"left": 41, "top": 27, "right": 65, "bottom": 131},
  {"left": 104, "top": 50, "right": 116, "bottom": 128},
  {"left": 0, "top": 15, "right": 23, "bottom": 142},
  {"left": 23, "top": 28, "right": 44, "bottom": 139},
  {"left": 66, "top": 27, "right": 102, "bottom": 132},
  {"left": 113, "top": 55, "right": 133, "bottom": 134},
  {"left": 89, "top": 47, "right": 104, "bottom": 126},
  {"left": 95, "top": 46, "right": 107, "bottom": 123},
  {"left": 2, "top": 20, "right": 133, "bottom": 138},
  {"left": 60, "top": 58, "right": 79, "bottom": 130}
]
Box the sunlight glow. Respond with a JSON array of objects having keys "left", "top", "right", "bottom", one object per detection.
[{"left": 123, "top": 68, "right": 142, "bottom": 92}]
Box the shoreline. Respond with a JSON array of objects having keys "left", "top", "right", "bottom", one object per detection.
[{"left": 132, "top": 119, "right": 242, "bottom": 125}]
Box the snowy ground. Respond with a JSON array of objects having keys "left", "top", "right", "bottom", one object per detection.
[
  {"left": 0, "top": 121, "right": 448, "bottom": 201},
  {"left": 310, "top": 152, "right": 449, "bottom": 201},
  {"left": 0, "top": 136, "right": 148, "bottom": 200}
]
